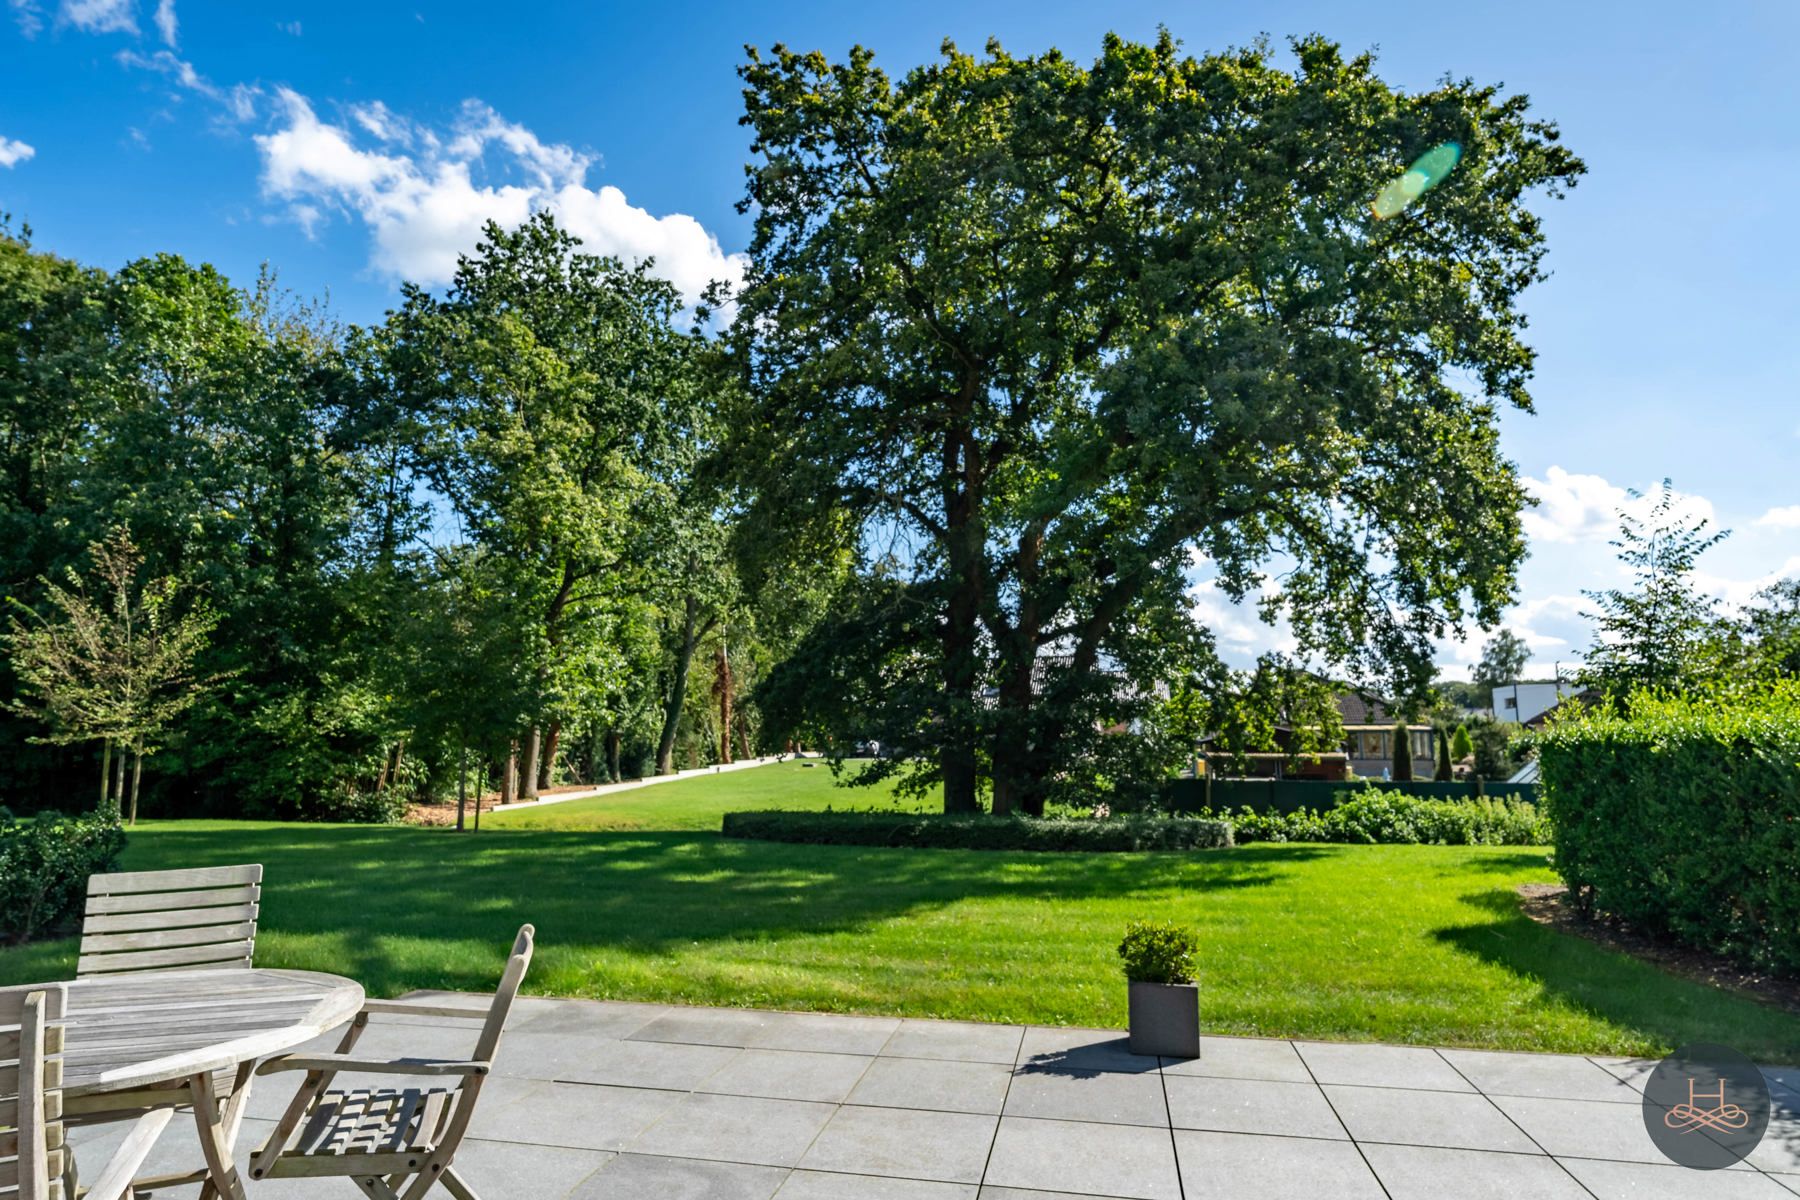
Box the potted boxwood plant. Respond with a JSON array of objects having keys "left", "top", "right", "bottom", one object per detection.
[{"left": 1118, "top": 919, "right": 1200, "bottom": 1058}]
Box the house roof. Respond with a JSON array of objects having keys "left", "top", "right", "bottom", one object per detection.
[{"left": 1336, "top": 689, "right": 1401, "bottom": 725}]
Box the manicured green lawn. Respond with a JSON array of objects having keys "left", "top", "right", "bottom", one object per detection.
[
  {"left": 481, "top": 759, "right": 932, "bottom": 830},
  {"left": 5, "top": 763, "right": 1796, "bottom": 1059}
]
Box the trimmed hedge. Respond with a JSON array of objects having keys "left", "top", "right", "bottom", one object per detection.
[
  {"left": 1535, "top": 686, "right": 1800, "bottom": 974},
  {"left": 721, "top": 810, "right": 1234, "bottom": 852},
  {"left": 1220, "top": 789, "right": 1550, "bottom": 846},
  {"left": 1, "top": 808, "right": 127, "bottom": 943}
]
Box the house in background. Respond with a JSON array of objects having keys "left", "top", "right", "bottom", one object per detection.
[
  {"left": 1336, "top": 691, "right": 1435, "bottom": 780},
  {"left": 1489, "top": 680, "right": 1573, "bottom": 725},
  {"left": 1203, "top": 689, "right": 1434, "bottom": 781}
]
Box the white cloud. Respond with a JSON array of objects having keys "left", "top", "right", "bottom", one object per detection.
[
  {"left": 254, "top": 89, "right": 745, "bottom": 309},
  {"left": 9, "top": 0, "right": 43, "bottom": 36},
  {"left": 1521, "top": 466, "right": 1715, "bottom": 546},
  {"left": 275, "top": 19, "right": 300, "bottom": 35},
  {"left": 1756, "top": 505, "right": 1800, "bottom": 530},
  {"left": 60, "top": 0, "right": 135, "bottom": 34},
  {"left": 0, "top": 136, "right": 35, "bottom": 168},
  {"left": 151, "top": 0, "right": 174, "bottom": 45},
  {"left": 116, "top": 50, "right": 258, "bottom": 122}
]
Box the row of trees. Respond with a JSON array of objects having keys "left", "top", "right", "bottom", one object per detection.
[
  {"left": 2, "top": 33, "right": 1610, "bottom": 818},
  {"left": 0, "top": 214, "right": 839, "bottom": 820}
]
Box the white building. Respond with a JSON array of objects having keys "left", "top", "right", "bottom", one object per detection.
[{"left": 1489, "top": 680, "right": 1572, "bottom": 726}]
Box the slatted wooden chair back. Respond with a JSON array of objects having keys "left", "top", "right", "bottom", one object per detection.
[
  {"left": 0, "top": 984, "right": 68, "bottom": 1200},
  {"left": 79, "top": 864, "right": 263, "bottom": 978}
]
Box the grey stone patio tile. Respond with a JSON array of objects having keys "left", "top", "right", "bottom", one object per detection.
[
  {"left": 1004, "top": 1063, "right": 1168, "bottom": 1127},
  {"left": 799, "top": 1104, "right": 998, "bottom": 1183},
  {"left": 1162, "top": 1075, "right": 1347, "bottom": 1140},
  {"left": 570, "top": 1152, "right": 788, "bottom": 1199},
  {"left": 1559, "top": 1156, "right": 1799, "bottom": 1198},
  {"left": 450, "top": 1137, "right": 616, "bottom": 1198},
  {"left": 328, "top": 1020, "right": 480, "bottom": 1065},
  {"left": 1746, "top": 1112, "right": 1800, "bottom": 1175},
  {"left": 700, "top": 1048, "right": 876, "bottom": 1103},
  {"left": 1292, "top": 1040, "right": 1474, "bottom": 1092},
  {"left": 479, "top": 1080, "right": 684, "bottom": 1151},
  {"left": 557, "top": 1037, "right": 743, "bottom": 1090},
  {"left": 884, "top": 1018, "right": 1025, "bottom": 1064},
  {"left": 1359, "top": 1143, "right": 1590, "bottom": 1200},
  {"left": 1016, "top": 1028, "right": 1156, "bottom": 1075},
  {"left": 511, "top": 998, "right": 668, "bottom": 1039},
  {"left": 1441, "top": 1047, "right": 1644, "bottom": 1102},
  {"left": 629, "top": 1006, "right": 774, "bottom": 1048},
  {"left": 1492, "top": 1094, "right": 1752, "bottom": 1167},
  {"left": 779, "top": 1170, "right": 978, "bottom": 1198},
  {"left": 1324, "top": 1083, "right": 1537, "bottom": 1153},
  {"left": 492, "top": 1028, "right": 637, "bottom": 1079},
  {"left": 978, "top": 1191, "right": 1135, "bottom": 1199},
  {"left": 748, "top": 1011, "right": 903, "bottom": 1056},
  {"left": 1174, "top": 1129, "right": 1386, "bottom": 1199},
  {"left": 629, "top": 1091, "right": 838, "bottom": 1167},
  {"left": 849, "top": 1056, "right": 1014, "bottom": 1114},
  {"left": 1158, "top": 1036, "right": 1312, "bottom": 1083},
  {"left": 1591, "top": 1054, "right": 1659, "bottom": 1092},
  {"left": 984, "top": 1117, "right": 1181, "bottom": 1199}
]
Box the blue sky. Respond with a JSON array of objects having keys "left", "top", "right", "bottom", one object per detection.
[{"left": 3, "top": 0, "right": 1798, "bottom": 680}]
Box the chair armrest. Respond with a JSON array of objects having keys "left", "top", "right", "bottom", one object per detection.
[
  {"left": 82, "top": 1109, "right": 174, "bottom": 1200},
  {"left": 360, "top": 998, "right": 492, "bottom": 1020},
  {"left": 257, "top": 1053, "right": 491, "bottom": 1078}
]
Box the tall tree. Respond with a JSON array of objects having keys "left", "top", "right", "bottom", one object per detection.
[
  {"left": 3, "top": 527, "right": 224, "bottom": 822},
  {"left": 1472, "top": 629, "right": 1530, "bottom": 689},
  {"left": 735, "top": 34, "right": 1582, "bottom": 813},
  {"left": 1580, "top": 480, "right": 1729, "bottom": 694},
  {"left": 390, "top": 214, "right": 704, "bottom": 793}
]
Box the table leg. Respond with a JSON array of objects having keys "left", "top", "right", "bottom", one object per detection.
[{"left": 189, "top": 1070, "right": 249, "bottom": 1200}]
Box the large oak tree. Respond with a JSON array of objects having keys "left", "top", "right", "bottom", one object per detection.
[{"left": 735, "top": 34, "right": 1583, "bottom": 813}]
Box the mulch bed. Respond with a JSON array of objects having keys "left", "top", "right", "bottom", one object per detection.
[{"left": 1516, "top": 883, "right": 1800, "bottom": 1014}]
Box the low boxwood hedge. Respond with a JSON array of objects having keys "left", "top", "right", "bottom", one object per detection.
[
  {"left": 720, "top": 810, "right": 1234, "bottom": 852},
  {"left": 1220, "top": 789, "right": 1550, "bottom": 846},
  {"left": 1535, "top": 685, "right": 1800, "bottom": 975}
]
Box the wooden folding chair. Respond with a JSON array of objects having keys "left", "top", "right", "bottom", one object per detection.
[
  {"left": 2, "top": 983, "right": 171, "bottom": 1200},
  {"left": 77, "top": 866, "right": 263, "bottom": 978},
  {"left": 250, "top": 925, "right": 536, "bottom": 1200}
]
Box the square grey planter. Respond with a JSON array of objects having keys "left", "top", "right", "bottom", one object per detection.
[{"left": 1127, "top": 980, "right": 1199, "bottom": 1058}]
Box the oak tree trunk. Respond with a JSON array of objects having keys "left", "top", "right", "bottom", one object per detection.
[
  {"left": 127, "top": 744, "right": 143, "bottom": 826},
  {"left": 539, "top": 721, "right": 561, "bottom": 791},
  {"left": 716, "top": 642, "right": 734, "bottom": 764},
  {"left": 657, "top": 593, "right": 702, "bottom": 775},
  {"left": 520, "top": 727, "right": 541, "bottom": 800}
]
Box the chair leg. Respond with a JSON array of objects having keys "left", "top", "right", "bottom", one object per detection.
[
  {"left": 439, "top": 1166, "right": 480, "bottom": 1200},
  {"left": 353, "top": 1177, "right": 402, "bottom": 1200}
]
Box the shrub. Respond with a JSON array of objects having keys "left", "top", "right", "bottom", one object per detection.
[
  {"left": 1535, "top": 685, "right": 1800, "bottom": 974},
  {"left": 0, "top": 809, "right": 127, "bottom": 943},
  {"left": 1118, "top": 920, "right": 1198, "bottom": 984},
  {"left": 1220, "top": 789, "right": 1550, "bottom": 846},
  {"left": 721, "top": 810, "right": 1233, "bottom": 852}
]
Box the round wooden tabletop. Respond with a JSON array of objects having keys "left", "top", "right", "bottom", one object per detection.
[{"left": 63, "top": 967, "right": 364, "bottom": 1096}]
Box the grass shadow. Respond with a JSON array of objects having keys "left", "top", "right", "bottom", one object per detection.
[
  {"left": 1434, "top": 889, "right": 1800, "bottom": 1063},
  {"left": 2, "top": 824, "right": 1326, "bottom": 1000}
]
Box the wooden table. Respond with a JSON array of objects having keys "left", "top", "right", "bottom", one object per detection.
[{"left": 63, "top": 967, "right": 365, "bottom": 1200}]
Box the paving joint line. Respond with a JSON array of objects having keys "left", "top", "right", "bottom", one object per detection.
[
  {"left": 1294, "top": 1038, "right": 1394, "bottom": 1200},
  {"left": 1430, "top": 1046, "right": 1600, "bottom": 1199}
]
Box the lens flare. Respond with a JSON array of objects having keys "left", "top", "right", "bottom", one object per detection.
[{"left": 1370, "top": 142, "right": 1462, "bottom": 220}]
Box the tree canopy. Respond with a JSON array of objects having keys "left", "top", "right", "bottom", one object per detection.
[{"left": 734, "top": 33, "right": 1582, "bottom": 812}]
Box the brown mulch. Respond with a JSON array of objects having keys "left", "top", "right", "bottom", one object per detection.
[
  {"left": 404, "top": 782, "right": 604, "bottom": 827},
  {"left": 1515, "top": 883, "right": 1800, "bottom": 1014}
]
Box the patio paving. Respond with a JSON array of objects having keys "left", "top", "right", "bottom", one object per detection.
[{"left": 68, "top": 996, "right": 1800, "bottom": 1198}]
